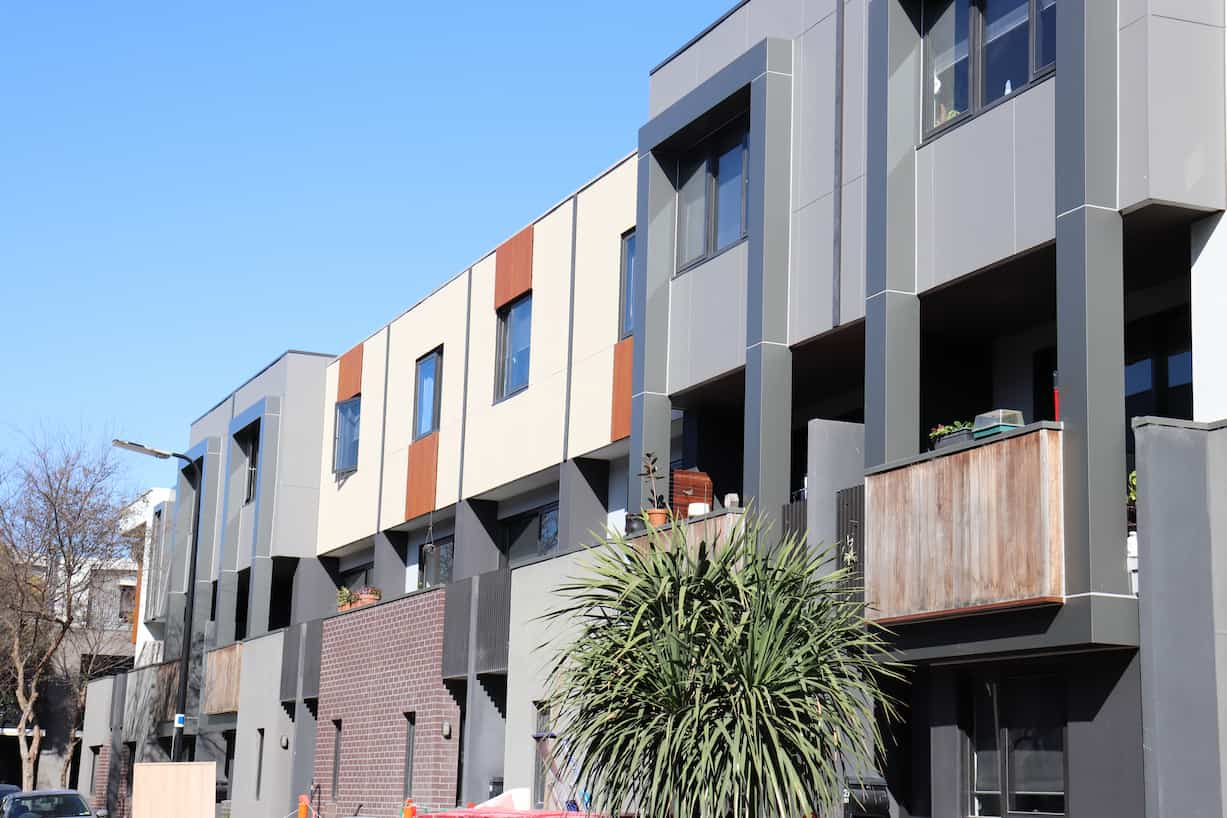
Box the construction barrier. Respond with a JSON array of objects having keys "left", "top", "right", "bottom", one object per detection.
[{"left": 132, "top": 761, "right": 215, "bottom": 818}]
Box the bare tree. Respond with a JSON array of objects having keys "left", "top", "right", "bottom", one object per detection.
[{"left": 0, "top": 435, "right": 133, "bottom": 791}]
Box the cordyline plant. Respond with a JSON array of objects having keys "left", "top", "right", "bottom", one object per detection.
[{"left": 543, "top": 515, "right": 900, "bottom": 818}]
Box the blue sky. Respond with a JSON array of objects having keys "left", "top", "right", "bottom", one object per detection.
[{"left": 0, "top": 1, "right": 729, "bottom": 493}]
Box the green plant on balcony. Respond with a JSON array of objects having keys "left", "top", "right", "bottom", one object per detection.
[
  {"left": 1127, "top": 469, "right": 1138, "bottom": 532},
  {"left": 637, "top": 451, "right": 670, "bottom": 527},
  {"left": 544, "top": 515, "right": 900, "bottom": 818},
  {"left": 929, "top": 419, "right": 973, "bottom": 449},
  {"left": 336, "top": 585, "right": 382, "bottom": 612}
]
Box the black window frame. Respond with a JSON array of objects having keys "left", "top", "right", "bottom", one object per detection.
[
  {"left": 338, "top": 562, "right": 372, "bottom": 592},
  {"left": 413, "top": 347, "right": 444, "bottom": 441},
  {"left": 402, "top": 712, "right": 416, "bottom": 801},
  {"left": 675, "top": 117, "right": 750, "bottom": 275},
  {"left": 964, "top": 672, "right": 1067, "bottom": 817},
  {"left": 531, "top": 701, "right": 553, "bottom": 809},
  {"left": 618, "top": 228, "right": 637, "bottom": 340},
  {"left": 333, "top": 396, "right": 361, "bottom": 475},
  {"left": 255, "top": 728, "right": 265, "bottom": 800},
  {"left": 417, "top": 539, "right": 454, "bottom": 590},
  {"left": 495, "top": 293, "right": 533, "bottom": 402},
  {"left": 922, "top": 0, "right": 1056, "bottom": 141},
  {"left": 331, "top": 719, "right": 342, "bottom": 799}
]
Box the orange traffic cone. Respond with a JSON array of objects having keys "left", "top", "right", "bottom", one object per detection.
[{"left": 298, "top": 795, "right": 309, "bottom": 818}]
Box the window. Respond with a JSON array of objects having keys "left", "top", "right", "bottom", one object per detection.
[
  {"left": 219, "top": 730, "right": 236, "bottom": 804},
  {"left": 338, "top": 563, "right": 372, "bottom": 592},
  {"left": 255, "top": 728, "right": 265, "bottom": 800},
  {"left": 119, "top": 584, "right": 137, "bottom": 625},
  {"left": 496, "top": 294, "right": 532, "bottom": 400},
  {"left": 538, "top": 505, "right": 559, "bottom": 557},
  {"left": 531, "top": 702, "right": 552, "bottom": 809},
  {"left": 237, "top": 421, "right": 260, "bottom": 505},
  {"left": 923, "top": 0, "right": 1056, "bottom": 135},
  {"left": 414, "top": 349, "right": 443, "bottom": 440},
  {"left": 402, "top": 713, "right": 416, "bottom": 801},
  {"left": 968, "top": 675, "right": 1065, "bottom": 817},
  {"left": 418, "top": 540, "right": 454, "bottom": 590},
  {"left": 88, "top": 746, "right": 100, "bottom": 795},
  {"left": 333, "top": 397, "right": 361, "bottom": 473},
  {"left": 331, "top": 720, "right": 342, "bottom": 799},
  {"left": 6, "top": 793, "right": 92, "bottom": 817},
  {"left": 619, "top": 230, "right": 637, "bottom": 339},
  {"left": 675, "top": 119, "right": 749, "bottom": 272}
]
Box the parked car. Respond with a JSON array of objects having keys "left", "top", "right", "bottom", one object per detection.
[
  {"left": 0, "top": 788, "right": 19, "bottom": 802},
  {"left": 0, "top": 790, "right": 100, "bottom": 818}
]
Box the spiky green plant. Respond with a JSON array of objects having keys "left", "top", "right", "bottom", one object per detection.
[{"left": 544, "top": 516, "right": 900, "bottom": 818}]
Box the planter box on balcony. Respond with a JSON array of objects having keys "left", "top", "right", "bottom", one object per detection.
[
  {"left": 338, "top": 592, "right": 381, "bottom": 612},
  {"left": 933, "top": 428, "right": 973, "bottom": 450},
  {"left": 865, "top": 424, "right": 1065, "bottom": 624}
]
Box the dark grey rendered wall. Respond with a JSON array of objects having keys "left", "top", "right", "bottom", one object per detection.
[{"left": 1135, "top": 417, "right": 1227, "bottom": 818}]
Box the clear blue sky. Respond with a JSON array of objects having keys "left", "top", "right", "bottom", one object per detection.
[{"left": 0, "top": 1, "right": 730, "bottom": 493}]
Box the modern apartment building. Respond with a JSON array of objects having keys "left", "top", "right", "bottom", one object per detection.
[{"left": 83, "top": 1, "right": 1227, "bottom": 817}]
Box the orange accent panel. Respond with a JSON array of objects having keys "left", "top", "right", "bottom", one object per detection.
[
  {"left": 611, "top": 336, "right": 634, "bottom": 441},
  {"left": 405, "top": 432, "right": 439, "bottom": 522},
  {"left": 494, "top": 225, "right": 534, "bottom": 310},
  {"left": 337, "top": 344, "right": 363, "bottom": 401}
]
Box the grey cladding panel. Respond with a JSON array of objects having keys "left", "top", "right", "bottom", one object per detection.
[
  {"left": 788, "top": 195, "right": 835, "bottom": 343},
  {"left": 442, "top": 577, "right": 472, "bottom": 680},
  {"left": 300, "top": 618, "right": 322, "bottom": 700},
  {"left": 475, "top": 569, "right": 511, "bottom": 675},
  {"left": 668, "top": 242, "right": 749, "bottom": 393},
  {"left": 280, "top": 623, "right": 301, "bottom": 702}
]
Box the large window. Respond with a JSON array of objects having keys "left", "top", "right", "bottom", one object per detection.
[
  {"left": 414, "top": 348, "right": 443, "bottom": 440},
  {"left": 333, "top": 396, "right": 361, "bottom": 473},
  {"left": 923, "top": 0, "right": 1055, "bottom": 135},
  {"left": 969, "top": 675, "right": 1066, "bottom": 817},
  {"left": 496, "top": 294, "right": 532, "bottom": 400},
  {"left": 417, "top": 539, "right": 454, "bottom": 589},
  {"left": 619, "top": 229, "right": 637, "bottom": 339},
  {"left": 676, "top": 119, "right": 749, "bottom": 272}
]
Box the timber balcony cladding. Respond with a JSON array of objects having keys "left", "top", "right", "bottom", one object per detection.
[
  {"left": 864, "top": 426, "right": 1065, "bottom": 624},
  {"left": 202, "top": 642, "right": 242, "bottom": 715}
]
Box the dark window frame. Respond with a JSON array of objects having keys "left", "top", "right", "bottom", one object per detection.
[
  {"left": 675, "top": 117, "right": 750, "bottom": 275},
  {"left": 413, "top": 347, "right": 444, "bottom": 441},
  {"left": 236, "top": 420, "right": 261, "bottom": 506},
  {"left": 417, "top": 539, "right": 454, "bottom": 590},
  {"left": 964, "top": 671, "right": 1067, "bottom": 817},
  {"left": 531, "top": 701, "right": 553, "bottom": 809},
  {"left": 618, "top": 229, "right": 637, "bottom": 340},
  {"left": 495, "top": 293, "right": 533, "bottom": 402},
  {"left": 333, "top": 396, "right": 361, "bottom": 474},
  {"left": 331, "top": 719, "right": 342, "bottom": 799},
  {"left": 255, "top": 728, "right": 265, "bottom": 800},
  {"left": 922, "top": 0, "right": 1056, "bottom": 141},
  {"left": 402, "top": 712, "right": 416, "bottom": 801},
  {"left": 338, "top": 562, "right": 372, "bottom": 592}
]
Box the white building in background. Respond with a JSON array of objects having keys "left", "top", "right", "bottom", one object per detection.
[{"left": 121, "top": 487, "right": 175, "bottom": 664}]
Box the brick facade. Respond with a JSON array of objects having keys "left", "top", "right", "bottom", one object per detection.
[
  {"left": 89, "top": 743, "right": 110, "bottom": 814},
  {"left": 312, "top": 588, "right": 459, "bottom": 817},
  {"left": 90, "top": 741, "right": 133, "bottom": 818}
]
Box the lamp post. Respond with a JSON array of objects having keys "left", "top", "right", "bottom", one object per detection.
[{"left": 113, "top": 438, "right": 203, "bottom": 762}]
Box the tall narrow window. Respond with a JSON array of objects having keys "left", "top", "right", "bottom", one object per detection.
[
  {"left": 414, "top": 349, "right": 443, "bottom": 440},
  {"left": 923, "top": 0, "right": 971, "bottom": 131},
  {"left": 219, "top": 730, "right": 236, "bottom": 804},
  {"left": 88, "top": 746, "right": 101, "bottom": 796},
  {"left": 538, "top": 505, "right": 559, "bottom": 558},
  {"left": 676, "top": 156, "right": 707, "bottom": 269},
  {"left": 981, "top": 0, "right": 1029, "bottom": 105},
  {"left": 713, "top": 131, "right": 747, "bottom": 251},
  {"left": 331, "top": 720, "right": 342, "bottom": 799},
  {"left": 970, "top": 681, "right": 1001, "bottom": 816},
  {"left": 619, "top": 229, "right": 637, "bottom": 339},
  {"left": 1035, "top": 0, "right": 1057, "bottom": 69},
  {"left": 237, "top": 421, "right": 260, "bottom": 505},
  {"left": 531, "top": 702, "right": 552, "bottom": 809},
  {"left": 402, "top": 713, "right": 416, "bottom": 801},
  {"left": 333, "top": 397, "right": 361, "bottom": 473},
  {"left": 255, "top": 728, "right": 265, "bottom": 800},
  {"left": 496, "top": 294, "right": 532, "bottom": 400},
  {"left": 674, "top": 118, "right": 749, "bottom": 273}
]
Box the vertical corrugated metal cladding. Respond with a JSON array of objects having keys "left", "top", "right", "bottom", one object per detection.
[
  {"left": 475, "top": 569, "right": 511, "bottom": 675},
  {"left": 300, "top": 618, "right": 323, "bottom": 700},
  {"left": 781, "top": 498, "right": 808, "bottom": 544},
  {"left": 836, "top": 484, "right": 865, "bottom": 603},
  {"left": 280, "top": 622, "right": 301, "bottom": 702},
  {"left": 442, "top": 577, "right": 472, "bottom": 680}
]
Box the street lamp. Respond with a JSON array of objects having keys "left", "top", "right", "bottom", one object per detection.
[{"left": 112, "top": 438, "right": 202, "bottom": 763}]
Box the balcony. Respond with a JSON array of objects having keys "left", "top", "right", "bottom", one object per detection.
[
  {"left": 202, "top": 642, "right": 242, "bottom": 715},
  {"left": 628, "top": 508, "right": 745, "bottom": 556},
  {"left": 864, "top": 423, "right": 1064, "bottom": 624}
]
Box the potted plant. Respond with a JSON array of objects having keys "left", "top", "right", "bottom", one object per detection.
[
  {"left": 637, "top": 452, "right": 670, "bottom": 528},
  {"left": 1127, "top": 469, "right": 1137, "bottom": 532},
  {"left": 929, "top": 420, "right": 973, "bottom": 450},
  {"left": 336, "top": 585, "right": 382, "bottom": 612}
]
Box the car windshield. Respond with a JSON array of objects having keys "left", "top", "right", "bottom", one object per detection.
[{"left": 7, "top": 794, "right": 90, "bottom": 816}]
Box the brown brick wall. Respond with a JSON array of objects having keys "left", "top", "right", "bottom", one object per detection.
[
  {"left": 313, "top": 588, "right": 459, "bottom": 817},
  {"left": 89, "top": 744, "right": 110, "bottom": 814},
  {"left": 91, "top": 742, "right": 133, "bottom": 818}
]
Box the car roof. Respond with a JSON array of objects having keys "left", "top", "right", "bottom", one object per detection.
[{"left": 7, "top": 790, "right": 84, "bottom": 796}]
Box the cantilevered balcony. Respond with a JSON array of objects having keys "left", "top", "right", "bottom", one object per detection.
[
  {"left": 864, "top": 423, "right": 1064, "bottom": 624},
  {"left": 202, "top": 642, "right": 242, "bottom": 715}
]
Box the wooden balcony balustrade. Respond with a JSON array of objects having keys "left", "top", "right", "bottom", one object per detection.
[
  {"left": 864, "top": 424, "right": 1065, "bottom": 624},
  {"left": 202, "top": 642, "right": 242, "bottom": 715}
]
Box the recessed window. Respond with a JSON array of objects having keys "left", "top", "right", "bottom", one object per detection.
[
  {"left": 923, "top": 0, "right": 1056, "bottom": 136},
  {"left": 675, "top": 118, "right": 749, "bottom": 272},
  {"left": 402, "top": 712, "right": 416, "bottom": 801},
  {"left": 255, "top": 728, "right": 265, "bottom": 800},
  {"left": 619, "top": 229, "right": 637, "bottom": 339},
  {"left": 968, "top": 674, "right": 1066, "bottom": 816},
  {"left": 538, "top": 505, "right": 559, "bottom": 557},
  {"left": 531, "top": 702, "right": 552, "bottom": 809},
  {"left": 338, "top": 563, "right": 371, "bottom": 592},
  {"left": 496, "top": 294, "right": 532, "bottom": 401},
  {"left": 417, "top": 539, "right": 453, "bottom": 590},
  {"left": 331, "top": 720, "right": 342, "bottom": 799},
  {"left": 414, "top": 349, "right": 443, "bottom": 440},
  {"left": 236, "top": 420, "right": 260, "bottom": 505},
  {"left": 333, "top": 397, "right": 361, "bottom": 473}
]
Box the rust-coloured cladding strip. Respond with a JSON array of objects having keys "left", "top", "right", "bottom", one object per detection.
[
  {"left": 337, "top": 344, "right": 363, "bottom": 401},
  {"left": 494, "top": 224, "right": 534, "bottom": 310},
  {"left": 405, "top": 432, "right": 439, "bottom": 522},
  {"left": 611, "top": 336, "right": 633, "bottom": 441}
]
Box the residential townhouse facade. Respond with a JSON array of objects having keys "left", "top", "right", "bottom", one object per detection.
[{"left": 83, "top": 1, "right": 1227, "bottom": 817}]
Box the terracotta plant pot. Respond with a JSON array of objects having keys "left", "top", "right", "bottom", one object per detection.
[{"left": 644, "top": 508, "right": 669, "bottom": 528}]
